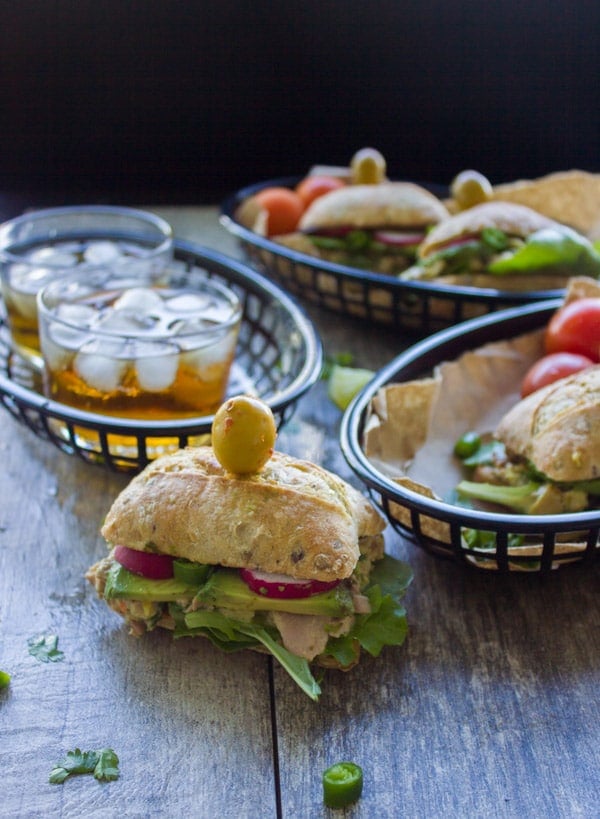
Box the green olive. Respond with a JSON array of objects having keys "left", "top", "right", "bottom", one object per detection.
[
  {"left": 350, "top": 147, "right": 387, "bottom": 184},
  {"left": 450, "top": 169, "right": 493, "bottom": 210},
  {"left": 211, "top": 395, "right": 277, "bottom": 475}
]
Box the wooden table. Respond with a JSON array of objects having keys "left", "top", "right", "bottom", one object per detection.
[{"left": 1, "top": 207, "right": 599, "bottom": 819}]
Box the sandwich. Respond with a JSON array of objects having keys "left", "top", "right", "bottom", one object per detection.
[
  {"left": 86, "top": 445, "right": 412, "bottom": 700},
  {"left": 275, "top": 182, "right": 450, "bottom": 275},
  {"left": 401, "top": 201, "right": 600, "bottom": 290},
  {"left": 455, "top": 365, "right": 600, "bottom": 514}
]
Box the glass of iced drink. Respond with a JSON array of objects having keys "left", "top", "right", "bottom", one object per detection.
[
  {"left": 0, "top": 206, "right": 174, "bottom": 368},
  {"left": 37, "top": 267, "right": 242, "bottom": 420}
]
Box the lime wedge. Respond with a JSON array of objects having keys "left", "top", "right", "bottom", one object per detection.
[{"left": 328, "top": 365, "right": 374, "bottom": 410}]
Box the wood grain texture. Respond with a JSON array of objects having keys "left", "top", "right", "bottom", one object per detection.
[{"left": 1, "top": 208, "right": 598, "bottom": 819}]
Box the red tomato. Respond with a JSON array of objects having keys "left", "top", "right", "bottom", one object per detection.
[
  {"left": 545, "top": 298, "right": 600, "bottom": 361},
  {"left": 295, "top": 175, "right": 346, "bottom": 208},
  {"left": 521, "top": 352, "right": 594, "bottom": 397},
  {"left": 253, "top": 187, "right": 305, "bottom": 236}
]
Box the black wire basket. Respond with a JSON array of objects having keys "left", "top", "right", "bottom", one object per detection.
[
  {"left": 0, "top": 241, "right": 323, "bottom": 473},
  {"left": 340, "top": 299, "right": 600, "bottom": 573},
  {"left": 220, "top": 176, "right": 565, "bottom": 336}
]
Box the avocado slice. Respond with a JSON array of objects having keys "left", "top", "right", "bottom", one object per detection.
[
  {"left": 103, "top": 563, "right": 199, "bottom": 602},
  {"left": 103, "top": 563, "right": 354, "bottom": 617},
  {"left": 195, "top": 568, "right": 353, "bottom": 617}
]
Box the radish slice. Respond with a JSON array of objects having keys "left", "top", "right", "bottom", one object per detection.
[
  {"left": 114, "top": 545, "right": 174, "bottom": 580},
  {"left": 374, "top": 230, "right": 424, "bottom": 246},
  {"left": 305, "top": 226, "right": 356, "bottom": 238},
  {"left": 240, "top": 568, "right": 340, "bottom": 599}
]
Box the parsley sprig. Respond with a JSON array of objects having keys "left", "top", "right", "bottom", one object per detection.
[
  {"left": 49, "top": 748, "right": 120, "bottom": 784},
  {"left": 27, "top": 634, "right": 64, "bottom": 663}
]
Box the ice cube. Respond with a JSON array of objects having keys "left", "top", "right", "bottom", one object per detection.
[
  {"left": 11, "top": 263, "right": 56, "bottom": 295},
  {"left": 165, "top": 293, "right": 211, "bottom": 314},
  {"left": 27, "top": 246, "right": 79, "bottom": 267},
  {"left": 83, "top": 241, "right": 124, "bottom": 265},
  {"left": 48, "top": 321, "right": 91, "bottom": 351},
  {"left": 43, "top": 321, "right": 90, "bottom": 369},
  {"left": 180, "top": 330, "right": 238, "bottom": 369},
  {"left": 74, "top": 350, "right": 127, "bottom": 393},
  {"left": 134, "top": 342, "right": 179, "bottom": 392},
  {"left": 94, "top": 307, "right": 158, "bottom": 334},
  {"left": 113, "top": 287, "right": 164, "bottom": 314},
  {"left": 56, "top": 302, "right": 96, "bottom": 328}
]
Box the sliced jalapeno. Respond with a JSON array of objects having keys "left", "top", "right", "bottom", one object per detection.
[
  {"left": 322, "top": 761, "right": 363, "bottom": 808},
  {"left": 453, "top": 430, "right": 481, "bottom": 459},
  {"left": 172, "top": 559, "right": 211, "bottom": 586}
]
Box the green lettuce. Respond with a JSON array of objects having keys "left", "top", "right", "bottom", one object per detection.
[
  {"left": 488, "top": 227, "right": 600, "bottom": 276},
  {"left": 323, "top": 554, "right": 412, "bottom": 667},
  {"left": 175, "top": 608, "right": 322, "bottom": 700},
  {"left": 173, "top": 554, "right": 413, "bottom": 701}
]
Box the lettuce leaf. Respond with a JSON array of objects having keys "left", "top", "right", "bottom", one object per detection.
[
  {"left": 177, "top": 608, "right": 321, "bottom": 700},
  {"left": 173, "top": 554, "right": 413, "bottom": 701},
  {"left": 323, "top": 555, "right": 412, "bottom": 667},
  {"left": 488, "top": 227, "right": 600, "bottom": 276}
]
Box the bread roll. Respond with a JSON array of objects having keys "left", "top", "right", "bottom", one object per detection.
[
  {"left": 299, "top": 182, "right": 449, "bottom": 230},
  {"left": 419, "top": 201, "right": 559, "bottom": 259},
  {"left": 101, "top": 446, "right": 385, "bottom": 581},
  {"left": 495, "top": 365, "right": 600, "bottom": 482}
]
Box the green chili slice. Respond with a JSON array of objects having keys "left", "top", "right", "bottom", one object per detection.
[
  {"left": 0, "top": 670, "right": 10, "bottom": 688},
  {"left": 172, "top": 559, "right": 211, "bottom": 586},
  {"left": 322, "top": 761, "right": 363, "bottom": 808},
  {"left": 453, "top": 430, "right": 481, "bottom": 459}
]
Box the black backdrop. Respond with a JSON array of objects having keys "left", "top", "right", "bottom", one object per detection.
[{"left": 1, "top": 1, "right": 598, "bottom": 210}]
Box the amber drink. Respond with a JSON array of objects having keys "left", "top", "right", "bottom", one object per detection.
[
  {"left": 0, "top": 206, "right": 173, "bottom": 368},
  {"left": 37, "top": 269, "right": 242, "bottom": 420}
]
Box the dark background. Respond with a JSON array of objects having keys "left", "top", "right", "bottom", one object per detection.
[{"left": 0, "top": 1, "right": 598, "bottom": 214}]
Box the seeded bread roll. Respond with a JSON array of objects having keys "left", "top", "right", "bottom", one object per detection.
[
  {"left": 101, "top": 446, "right": 385, "bottom": 581},
  {"left": 495, "top": 365, "right": 600, "bottom": 482},
  {"left": 419, "top": 201, "right": 559, "bottom": 258},
  {"left": 299, "top": 182, "right": 449, "bottom": 230}
]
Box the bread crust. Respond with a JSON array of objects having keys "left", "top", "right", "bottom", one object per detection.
[
  {"left": 299, "top": 182, "right": 449, "bottom": 230},
  {"left": 419, "top": 201, "right": 559, "bottom": 258},
  {"left": 495, "top": 365, "right": 600, "bottom": 482},
  {"left": 101, "top": 446, "right": 385, "bottom": 581},
  {"left": 491, "top": 170, "right": 600, "bottom": 237}
]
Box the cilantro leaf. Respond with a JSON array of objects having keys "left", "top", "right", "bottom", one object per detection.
[
  {"left": 49, "top": 748, "right": 120, "bottom": 784},
  {"left": 93, "top": 748, "right": 120, "bottom": 782},
  {"left": 27, "top": 634, "right": 64, "bottom": 663}
]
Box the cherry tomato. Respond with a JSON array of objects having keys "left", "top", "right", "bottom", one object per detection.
[
  {"left": 295, "top": 175, "right": 346, "bottom": 208},
  {"left": 253, "top": 187, "right": 305, "bottom": 236},
  {"left": 520, "top": 352, "right": 594, "bottom": 397},
  {"left": 545, "top": 298, "right": 600, "bottom": 361}
]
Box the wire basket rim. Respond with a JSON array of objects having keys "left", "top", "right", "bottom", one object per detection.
[
  {"left": 220, "top": 176, "right": 566, "bottom": 305},
  {"left": 339, "top": 298, "right": 600, "bottom": 533}
]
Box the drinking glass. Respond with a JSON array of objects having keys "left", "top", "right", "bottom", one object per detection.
[
  {"left": 0, "top": 205, "right": 174, "bottom": 368},
  {"left": 37, "top": 266, "right": 242, "bottom": 421}
]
